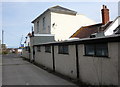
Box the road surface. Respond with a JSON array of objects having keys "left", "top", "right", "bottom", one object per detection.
[{"left": 2, "top": 53, "right": 76, "bottom": 85}]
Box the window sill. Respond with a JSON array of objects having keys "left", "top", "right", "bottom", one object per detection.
[
  {"left": 83, "top": 55, "right": 109, "bottom": 58},
  {"left": 58, "top": 53, "right": 69, "bottom": 55}
]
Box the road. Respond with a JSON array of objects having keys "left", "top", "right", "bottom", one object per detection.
[{"left": 2, "top": 53, "right": 76, "bottom": 85}]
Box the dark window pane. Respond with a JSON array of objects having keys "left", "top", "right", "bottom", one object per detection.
[
  {"left": 58, "top": 45, "right": 69, "bottom": 54},
  {"left": 63, "top": 45, "right": 69, "bottom": 54},
  {"left": 85, "top": 44, "right": 95, "bottom": 56},
  {"left": 96, "top": 44, "right": 108, "bottom": 56},
  {"left": 45, "top": 45, "right": 51, "bottom": 53}
]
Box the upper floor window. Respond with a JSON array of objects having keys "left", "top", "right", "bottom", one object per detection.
[
  {"left": 85, "top": 43, "right": 108, "bottom": 57},
  {"left": 58, "top": 45, "right": 69, "bottom": 54},
  {"left": 37, "top": 21, "right": 39, "bottom": 33},
  {"left": 45, "top": 45, "right": 51, "bottom": 53},
  {"left": 43, "top": 17, "right": 46, "bottom": 30}
]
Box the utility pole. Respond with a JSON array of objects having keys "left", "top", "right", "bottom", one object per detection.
[{"left": 2, "top": 30, "right": 4, "bottom": 45}]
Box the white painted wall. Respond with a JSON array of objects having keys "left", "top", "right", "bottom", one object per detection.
[
  {"left": 54, "top": 45, "right": 77, "bottom": 78},
  {"left": 105, "top": 17, "right": 120, "bottom": 36},
  {"left": 51, "top": 12, "right": 96, "bottom": 41},
  {"left": 34, "top": 41, "right": 119, "bottom": 85},
  {"left": 35, "top": 46, "right": 53, "bottom": 70},
  {"left": 25, "top": 36, "right": 30, "bottom": 47},
  {"left": 33, "top": 11, "right": 96, "bottom": 41},
  {"left": 34, "top": 11, "right": 51, "bottom": 34},
  {"left": 78, "top": 43, "right": 119, "bottom": 85}
]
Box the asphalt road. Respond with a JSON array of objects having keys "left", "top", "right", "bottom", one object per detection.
[{"left": 2, "top": 53, "right": 76, "bottom": 85}]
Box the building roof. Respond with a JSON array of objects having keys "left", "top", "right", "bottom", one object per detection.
[
  {"left": 32, "top": 5, "right": 77, "bottom": 23},
  {"left": 49, "top": 5, "right": 77, "bottom": 15},
  {"left": 70, "top": 21, "right": 112, "bottom": 39},
  {"left": 34, "top": 34, "right": 120, "bottom": 46}
]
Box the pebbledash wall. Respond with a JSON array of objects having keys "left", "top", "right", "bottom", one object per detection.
[{"left": 23, "top": 35, "right": 120, "bottom": 85}]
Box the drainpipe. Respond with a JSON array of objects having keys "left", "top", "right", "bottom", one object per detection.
[
  {"left": 75, "top": 44, "right": 80, "bottom": 79},
  {"left": 52, "top": 45, "right": 55, "bottom": 72}
]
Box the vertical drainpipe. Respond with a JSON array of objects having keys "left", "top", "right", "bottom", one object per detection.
[
  {"left": 75, "top": 44, "right": 79, "bottom": 79},
  {"left": 52, "top": 45, "right": 55, "bottom": 72}
]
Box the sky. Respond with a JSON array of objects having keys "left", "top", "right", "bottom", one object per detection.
[{"left": 0, "top": 1, "right": 119, "bottom": 48}]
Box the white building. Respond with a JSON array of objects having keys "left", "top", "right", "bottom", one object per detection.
[
  {"left": 104, "top": 16, "right": 120, "bottom": 36},
  {"left": 32, "top": 5, "right": 96, "bottom": 41}
]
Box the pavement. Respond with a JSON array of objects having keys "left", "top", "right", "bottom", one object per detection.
[{"left": 2, "top": 53, "right": 76, "bottom": 85}]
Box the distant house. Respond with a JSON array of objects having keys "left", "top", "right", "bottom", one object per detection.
[
  {"left": 71, "top": 5, "right": 119, "bottom": 39},
  {"left": 24, "top": 33, "right": 32, "bottom": 47},
  {"left": 31, "top": 5, "right": 96, "bottom": 41}
]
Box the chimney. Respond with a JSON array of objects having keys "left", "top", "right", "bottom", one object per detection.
[{"left": 101, "top": 5, "right": 109, "bottom": 24}]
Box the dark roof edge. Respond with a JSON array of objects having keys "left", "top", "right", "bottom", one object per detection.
[
  {"left": 34, "top": 35, "right": 120, "bottom": 46},
  {"left": 31, "top": 6, "right": 77, "bottom": 23}
]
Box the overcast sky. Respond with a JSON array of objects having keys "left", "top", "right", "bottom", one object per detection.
[{"left": 0, "top": 1, "right": 119, "bottom": 48}]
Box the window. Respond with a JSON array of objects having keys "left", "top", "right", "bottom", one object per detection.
[
  {"left": 85, "top": 44, "right": 95, "bottom": 56},
  {"left": 58, "top": 45, "right": 69, "bottom": 54},
  {"left": 96, "top": 44, "right": 108, "bottom": 56},
  {"left": 43, "top": 17, "right": 46, "bottom": 29},
  {"left": 37, "top": 46, "right": 41, "bottom": 52},
  {"left": 45, "top": 45, "right": 51, "bottom": 53},
  {"left": 37, "top": 21, "right": 39, "bottom": 33},
  {"left": 85, "top": 43, "right": 108, "bottom": 57}
]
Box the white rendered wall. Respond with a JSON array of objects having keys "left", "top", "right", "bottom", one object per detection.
[
  {"left": 78, "top": 43, "right": 119, "bottom": 85},
  {"left": 54, "top": 45, "right": 77, "bottom": 78},
  {"left": 33, "top": 12, "right": 96, "bottom": 41},
  {"left": 34, "top": 11, "right": 51, "bottom": 34},
  {"left": 35, "top": 46, "right": 53, "bottom": 70},
  {"left": 51, "top": 12, "right": 96, "bottom": 41},
  {"left": 33, "top": 41, "right": 119, "bottom": 85},
  {"left": 25, "top": 36, "right": 30, "bottom": 47}
]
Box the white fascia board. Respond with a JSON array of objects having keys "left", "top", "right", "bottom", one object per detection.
[{"left": 34, "top": 34, "right": 55, "bottom": 36}]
